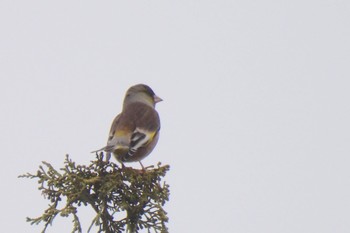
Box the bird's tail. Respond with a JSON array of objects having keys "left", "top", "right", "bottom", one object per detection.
[
  {"left": 90, "top": 144, "right": 116, "bottom": 154},
  {"left": 90, "top": 147, "right": 105, "bottom": 153}
]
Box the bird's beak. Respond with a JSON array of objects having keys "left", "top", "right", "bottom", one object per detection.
[{"left": 154, "top": 95, "right": 163, "bottom": 103}]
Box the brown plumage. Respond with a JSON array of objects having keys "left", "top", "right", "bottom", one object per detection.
[{"left": 95, "top": 84, "right": 162, "bottom": 168}]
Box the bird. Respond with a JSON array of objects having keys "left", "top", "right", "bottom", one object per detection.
[{"left": 93, "top": 84, "right": 162, "bottom": 169}]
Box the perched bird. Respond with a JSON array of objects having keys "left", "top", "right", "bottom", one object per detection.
[{"left": 94, "top": 84, "right": 162, "bottom": 169}]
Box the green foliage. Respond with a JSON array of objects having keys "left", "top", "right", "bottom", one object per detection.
[{"left": 19, "top": 154, "right": 170, "bottom": 233}]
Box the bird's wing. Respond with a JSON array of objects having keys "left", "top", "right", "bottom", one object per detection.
[
  {"left": 91, "top": 114, "right": 122, "bottom": 153},
  {"left": 105, "top": 112, "right": 134, "bottom": 152},
  {"left": 107, "top": 113, "right": 121, "bottom": 141},
  {"left": 125, "top": 127, "right": 158, "bottom": 159}
]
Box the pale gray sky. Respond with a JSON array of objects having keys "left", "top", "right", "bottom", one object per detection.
[{"left": 1, "top": 1, "right": 350, "bottom": 233}]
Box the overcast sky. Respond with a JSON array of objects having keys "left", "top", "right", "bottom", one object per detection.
[{"left": 1, "top": 1, "right": 350, "bottom": 233}]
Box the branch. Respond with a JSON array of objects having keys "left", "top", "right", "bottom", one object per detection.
[{"left": 19, "top": 153, "right": 170, "bottom": 233}]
